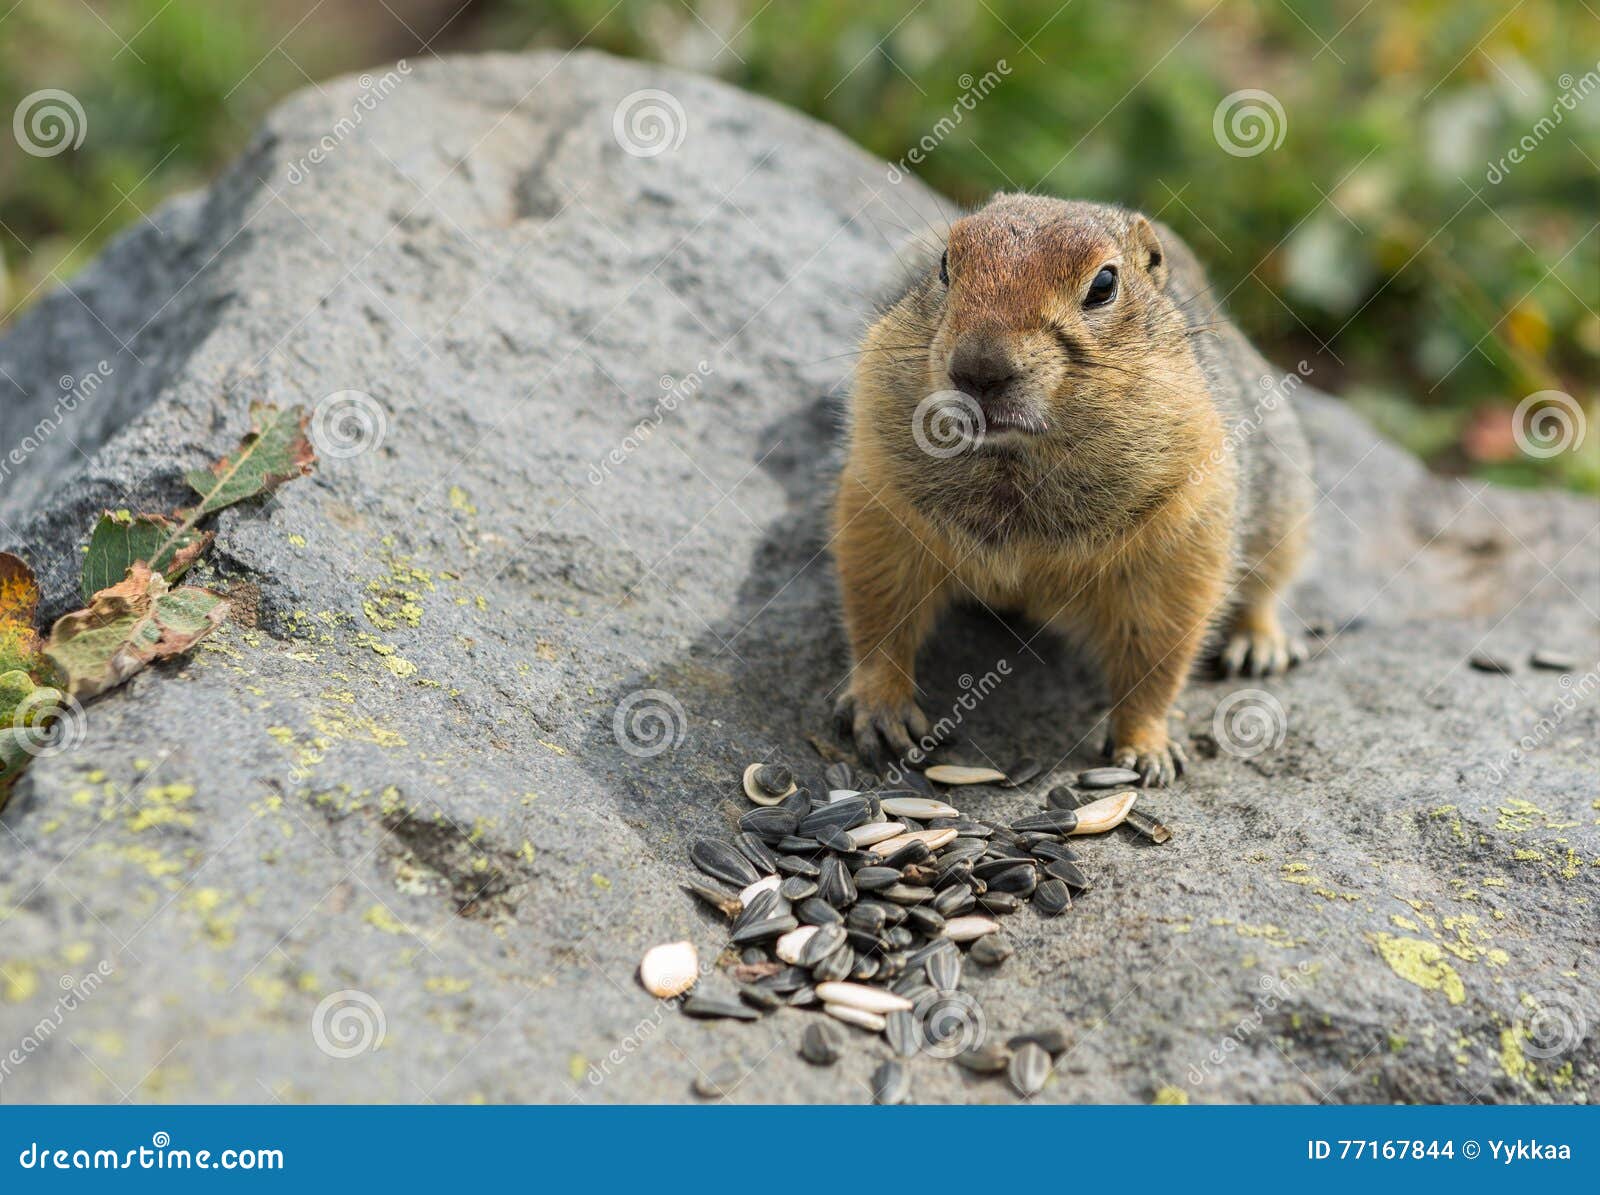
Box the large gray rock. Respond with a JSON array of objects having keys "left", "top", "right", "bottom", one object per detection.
[{"left": 0, "top": 51, "right": 1594, "bottom": 1105}]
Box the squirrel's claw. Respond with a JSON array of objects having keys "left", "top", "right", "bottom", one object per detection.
[
  {"left": 1109, "top": 739, "right": 1186, "bottom": 788},
  {"left": 1219, "top": 627, "right": 1305, "bottom": 678},
  {"left": 834, "top": 691, "right": 931, "bottom": 772}
]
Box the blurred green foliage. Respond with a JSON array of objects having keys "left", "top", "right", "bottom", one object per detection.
[{"left": 2, "top": 0, "right": 1596, "bottom": 490}]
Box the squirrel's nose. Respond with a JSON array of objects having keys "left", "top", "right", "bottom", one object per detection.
[{"left": 948, "top": 339, "right": 1020, "bottom": 404}]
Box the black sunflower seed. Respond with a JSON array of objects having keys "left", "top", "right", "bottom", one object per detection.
[
  {"left": 735, "top": 832, "right": 779, "bottom": 873},
  {"left": 740, "top": 947, "right": 766, "bottom": 965},
  {"left": 1469, "top": 653, "right": 1512, "bottom": 674},
  {"left": 1010, "top": 810, "right": 1079, "bottom": 834},
  {"left": 777, "top": 836, "right": 823, "bottom": 855},
  {"left": 787, "top": 984, "right": 817, "bottom": 1007},
  {"left": 1045, "top": 785, "right": 1077, "bottom": 810},
  {"left": 850, "top": 955, "right": 880, "bottom": 981},
  {"left": 693, "top": 1060, "right": 744, "bottom": 1098},
  {"left": 933, "top": 884, "right": 975, "bottom": 917},
  {"left": 1030, "top": 840, "right": 1081, "bottom": 864},
  {"left": 926, "top": 947, "right": 961, "bottom": 991},
  {"left": 682, "top": 878, "right": 740, "bottom": 918},
  {"left": 800, "top": 1020, "right": 843, "bottom": 1065},
  {"left": 885, "top": 1009, "right": 921, "bottom": 1057},
  {"left": 738, "top": 984, "right": 782, "bottom": 1011},
  {"left": 985, "top": 864, "right": 1038, "bottom": 897},
  {"left": 798, "top": 896, "right": 843, "bottom": 926},
  {"left": 880, "top": 841, "right": 931, "bottom": 870},
  {"left": 775, "top": 854, "right": 821, "bottom": 877},
  {"left": 881, "top": 883, "right": 936, "bottom": 906},
  {"left": 810, "top": 944, "right": 854, "bottom": 982},
  {"left": 731, "top": 888, "right": 778, "bottom": 931},
  {"left": 753, "top": 763, "right": 793, "bottom": 796},
  {"left": 954, "top": 1044, "right": 1011, "bottom": 1074},
  {"left": 977, "top": 892, "right": 1020, "bottom": 914},
  {"left": 877, "top": 952, "right": 907, "bottom": 981},
  {"left": 823, "top": 762, "right": 856, "bottom": 791},
  {"left": 799, "top": 796, "right": 873, "bottom": 837},
  {"left": 814, "top": 825, "right": 856, "bottom": 852},
  {"left": 973, "top": 856, "right": 1032, "bottom": 879},
  {"left": 847, "top": 903, "right": 888, "bottom": 934},
  {"left": 933, "top": 858, "right": 974, "bottom": 889},
  {"left": 818, "top": 857, "right": 858, "bottom": 907},
  {"left": 938, "top": 838, "right": 988, "bottom": 864},
  {"left": 1033, "top": 878, "right": 1071, "bottom": 916},
  {"left": 1007, "top": 1028, "right": 1071, "bottom": 1055},
  {"left": 682, "top": 994, "right": 761, "bottom": 1021},
  {"left": 906, "top": 906, "right": 945, "bottom": 935},
  {"left": 1043, "top": 858, "right": 1089, "bottom": 890},
  {"left": 872, "top": 1060, "right": 910, "bottom": 1105},
  {"left": 798, "top": 923, "right": 847, "bottom": 967},
  {"left": 730, "top": 914, "right": 797, "bottom": 945},
  {"left": 845, "top": 928, "right": 883, "bottom": 953},
  {"left": 969, "top": 935, "right": 1012, "bottom": 966},
  {"left": 780, "top": 875, "right": 818, "bottom": 901},
  {"left": 763, "top": 965, "right": 810, "bottom": 994},
  {"left": 691, "top": 838, "right": 761, "bottom": 887},
  {"left": 738, "top": 807, "right": 797, "bottom": 840},
  {"left": 1124, "top": 808, "right": 1172, "bottom": 844},
  {"left": 780, "top": 789, "right": 812, "bottom": 818}
]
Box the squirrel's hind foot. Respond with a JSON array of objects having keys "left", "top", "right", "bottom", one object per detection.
[{"left": 1106, "top": 733, "right": 1189, "bottom": 788}]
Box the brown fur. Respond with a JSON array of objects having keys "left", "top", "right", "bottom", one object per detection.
[{"left": 832, "top": 194, "right": 1311, "bottom": 785}]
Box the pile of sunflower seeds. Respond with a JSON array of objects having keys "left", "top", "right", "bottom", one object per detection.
[{"left": 661, "top": 758, "right": 1168, "bottom": 1103}]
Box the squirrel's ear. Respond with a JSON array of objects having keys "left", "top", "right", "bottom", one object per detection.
[{"left": 1131, "top": 215, "right": 1167, "bottom": 287}]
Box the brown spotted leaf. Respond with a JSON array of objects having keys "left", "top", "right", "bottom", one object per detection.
[
  {"left": 183, "top": 402, "right": 314, "bottom": 518},
  {"left": 44, "top": 562, "right": 228, "bottom": 701},
  {"left": 81, "top": 511, "right": 214, "bottom": 600}
]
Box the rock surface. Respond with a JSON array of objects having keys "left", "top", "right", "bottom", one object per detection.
[{"left": 0, "top": 51, "right": 1595, "bottom": 1105}]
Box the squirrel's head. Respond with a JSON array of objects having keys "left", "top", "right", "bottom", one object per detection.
[
  {"left": 929, "top": 195, "right": 1188, "bottom": 441},
  {"left": 855, "top": 195, "right": 1224, "bottom": 545}
]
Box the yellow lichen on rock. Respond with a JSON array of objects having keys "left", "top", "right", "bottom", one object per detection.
[{"left": 1370, "top": 933, "right": 1465, "bottom": 1005}]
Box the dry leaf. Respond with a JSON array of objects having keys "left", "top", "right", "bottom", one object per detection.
[
  {"left": 0, "top": 553, "right": 42, "bottom": 675},
  {"left": 184, "top": 402, "right": 314, "bottom": 517},
  {"left": 45, "top": 562, "right": 228, "bottom": 701},
  {"left": 81, "top": 511, "right": 213, "bottom": 600}
]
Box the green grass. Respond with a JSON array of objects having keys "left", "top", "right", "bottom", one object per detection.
[{"left": 3, "top": 0, "right": 1595, "bottom": 490}]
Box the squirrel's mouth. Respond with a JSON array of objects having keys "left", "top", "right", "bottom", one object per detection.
[{"left": 977, "top": 402, "right": 1048, "bottom": 439}]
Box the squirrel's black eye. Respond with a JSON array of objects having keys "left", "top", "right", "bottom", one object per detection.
[
  {"left": 1084, "top": 265, "right": 1118, "bottom": 307},
  {"left": 939, "top": 250, "right": 949, "bottom": 286}
]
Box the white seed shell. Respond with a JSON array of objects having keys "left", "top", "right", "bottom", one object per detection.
[
  {"left": 924, "top": 764, "right": 1008, "bottom": 786},
  {"left": 639, "top": 940, "right": 698, "bottom": 998},
  {"left": 739, "top": 874, "right": 781, "bottom": 904},
  {"left": 814, "top": 981, "right": 914, "bottom": 1015},
  {"left": 870, "top": 828, "right": 958, "bottom": 857},
  {"left": 847, "top": 821, "right": 906, "bottom": 847},
  {"left": 880, "top": 796, "right": 960, "bottom": 819},
  {"left": 943, "top": 915, "right": 1001, "bottom": 943},
  {"left": 742, "top": 762, "right": 796, "bottom": 806},
  {"left": 776, "top": 925, "right": 819, "bottom": 965},
  {"left": 823, "top": 1004, "right": 887, "bottom": 1032},
  {"left": 1067, "top": 790, "right": 1138, "bottom": 835}
]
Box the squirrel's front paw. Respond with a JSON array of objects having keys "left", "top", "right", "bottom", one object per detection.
[
  {"left": 834, "top": 689, "right": 932, "bottom": 771},
  {"left": 1107, "top": 729, "right": 1188, "bottom": 787},
  {"left": 1219, "top": 620, "right": 1307, "bottom": 678}
]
